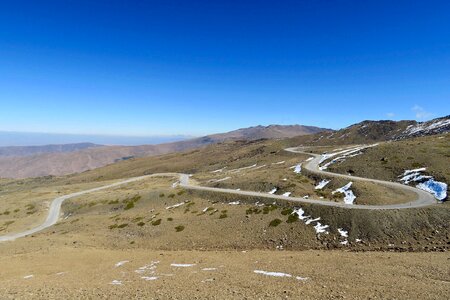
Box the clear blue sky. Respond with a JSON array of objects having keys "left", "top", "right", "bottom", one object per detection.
[{"left": 0, "top": 0, "right": 449, "bottom": 136}]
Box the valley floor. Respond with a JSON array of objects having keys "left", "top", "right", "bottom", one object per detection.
[{"left": 0, "top": 247, "right": 449, "bottom": 299}]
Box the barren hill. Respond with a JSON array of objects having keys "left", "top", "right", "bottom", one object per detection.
[{"left": 287, "top": 116, "right": 450, "bottom": 146}]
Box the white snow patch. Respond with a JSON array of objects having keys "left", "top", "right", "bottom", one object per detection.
[
  {"left": 305, "top": 217, "right": 321, "bottom": 225},
  {"left": 165, "top": 202, "right": 185, "bottom": 209},
  {"left": 110, "top": 280, "right": 122, "bottom": 285},
  {"left": 209, "top": 176, "right": 231, "bottom": 183},
  {"left": 332, "top": 182, "right": 356, "bottom": 204},
  {"left": 211, "top": 167, "right": 226, "bottom": 173},
  {"left": 229, "top": 201, "right": 240, "bottom": 205},
  {"left": 292, "top": 207, "right": 329, "bottom": 234},
  {"left": 202, "top": 268, "right": 217, "bottom": 271},
  {"left": 296, "top": 276, "right": 309, "bottom": 281},
  {"left": 319, "top": 144, "right": 378, "bottom": 170},
  {"left": 293, "top": 163, "right": 302, "bottom": 174},
  {"left": 337, "top": 228, "right": 348, "bottom": 238},
  {"left": 141, "top": 276, "right": 158, "bottom": 281},
  {"left": 315, "top": 179, "right": 330, "bottom": 190},
  {"left": 272, "top": 161, "right": 285, "bottom": 165},
  {"left": 417, "top": 179, "right": 448, "bottom": 201},
  {"left": 268, "top": 188, "right": 278, "bottom": 195},
  {"left": 305, "top": 157, "right": 314, "bottom": 162},
  {"left": 399, "top": 168, "right": 447, "bottom": 201},
  {"left": 202, "top": 207, "right": 210, "bottom": 213},
  {"left": 115, "top": 260, "right": 129, "bottom": 268},
  {"left": 23, "top": 275, "right": 34, "bottom": 279},
  {"left": 171, "top": 263, "right": 196, "bottom": 267},
  {"left": 314, "top": 222, "right": 330, "bottom": 234},
  {"left": 340, "top": 241, "right": 349, "bottom": 245},
  {"left": 282, "top": 192, "right": 292, "bottom": 197},
  {"left": 254, "top": 270, "right": 292, "bottom": 278},
  {"left": 135, "top": 261, "right": 160, "bottom": 275},
  {"left": 229, "top": 164, "right": 257, "bottom": 173}
]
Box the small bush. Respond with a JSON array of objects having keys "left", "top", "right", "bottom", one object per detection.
[
  {"left": 159, "top": 193, "right": 165, "bottom": 197},
  {"left": 219, "top": 213, "right": 228, "bottom": 219},
  {"left": 137, "top": 222, "right": 145, "bottom": 227},
  {"left": 175, "top": 225, "right": 185, "bottom": 232},
  {"left": 269, "top": 219, "right": 282, "bottom": 227},
  {"left": 13, "top": 208, "right": 20, "bottom": 213},
  {"left": 286, "top": 214, "right": 298, "bottom": 223},
  {"left": 167, "top": 217, "right": 173, "bottom": 221},
  {"left": 168, "top": 194, "right": 175, "bottom": 198},
  {"left": 246, "top": 208, "right": 262, "bottom": 215},
  {"left": 281, "top": 208, "right": 293, "bottom": 215},
  {"left": 25, "top": 204, "right": 35, "bottom": 210},
  {"left": 117, "top": 223, "right": 128, "bottom": 228},
  {"left": 124, "top": 202, "right": 135, "bottom": 210},
  {"left": 177, "top": 190, "right": 185, "bottom": 196},
  {"left": 151, "top": 219, "right": 162, "bottom": 226},
  {"left": 108, "top": 200, "right": 119, "bottom": 205},
  {"left": 109, "top": 224, "right": 118, "bottom": 229},
  {"left": 263, "top": 205, "right": 277, "bottom": 214}
]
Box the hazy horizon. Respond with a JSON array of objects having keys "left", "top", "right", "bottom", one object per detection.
[{"left": 0, "top": 131, "right": 192, "bottom": 147}]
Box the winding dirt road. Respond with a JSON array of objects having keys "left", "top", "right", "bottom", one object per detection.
[{"left": 0, "top": 148, "right": 437, "bottom": 242}]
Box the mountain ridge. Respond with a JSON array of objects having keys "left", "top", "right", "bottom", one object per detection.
[{"left": 0, "top": 124, "right": 329, "bottom": 178}]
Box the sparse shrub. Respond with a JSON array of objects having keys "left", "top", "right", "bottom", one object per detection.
[
  {"left": 167, "top": 217, "right": 173, "bottom": 221},
  {"left": 281, "top": 208, "right": 293, "bottom": 215},
  {"left": 13, "top": 209, "right": 20, "bottom": 213},
  {"left": 88, "top": 202, "right": 97, "bottom": 207},
  {"left": 269, "top": 219, "right": 282, "bottom": 227},
  {"left": 177, "top": 190, "right": 185, "bottom": 196},
  {"left": 108, "top": 200, "right": 119, "bottom": 205},
  {"left": 133, "top": 217, "right": 144, "bottom": 222},
  {"left": 168, "top": 194, "right": 175, "bottom": 198},
  {"left": 175, "top": 225, "right": 185, "bottom": 232},
  {"left": 159, "top": 193, "right": 165, "bottom": 197},
  {"left": 286, "top": 214, "right": 298, "bottom": 223},
  {"left": 117, "top": 223, "right": 128, "bottom": 228},
  {"left": 109, "top": 224, "right": 118, "bottom": 229},
  {"left": 124, "top": 202, "right": 135, "bottom": 210},
  {"left": 130, "top": 241, "right": 135, "bottom": 244},
  {"left": 3, "top": 211, "right": 10, "bottom": 215},
  {"left": 246, "top": 207, "right": 262, "bottom": 215},
  {"left": 263, "top": 205, "right": 277, "bottom": 214},
  {"left": 137, "top": 222, "right": 145, "bottom": 227},
  {"left": 219, "top": 213, "right": 228, "bottom": 219},
  {"left": 151, "top": 219, "right": 162, "bottom": 226}
]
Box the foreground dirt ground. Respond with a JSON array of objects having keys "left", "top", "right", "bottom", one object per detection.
[{"left": 0, "top": 246, "right": 448, "bottom": 299}]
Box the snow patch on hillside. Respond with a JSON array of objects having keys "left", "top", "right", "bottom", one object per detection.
[{"left": 332, "top": 182, "right": 356, "bottom": 204}]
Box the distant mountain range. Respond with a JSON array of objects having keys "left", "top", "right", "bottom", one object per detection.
[{"left": 0, "top": 124, "right": 329, "bottom": 178}]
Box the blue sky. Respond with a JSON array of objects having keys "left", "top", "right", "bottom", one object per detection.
[{"left": 0, "top": 0, "right": 449, "bottom": 136}]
